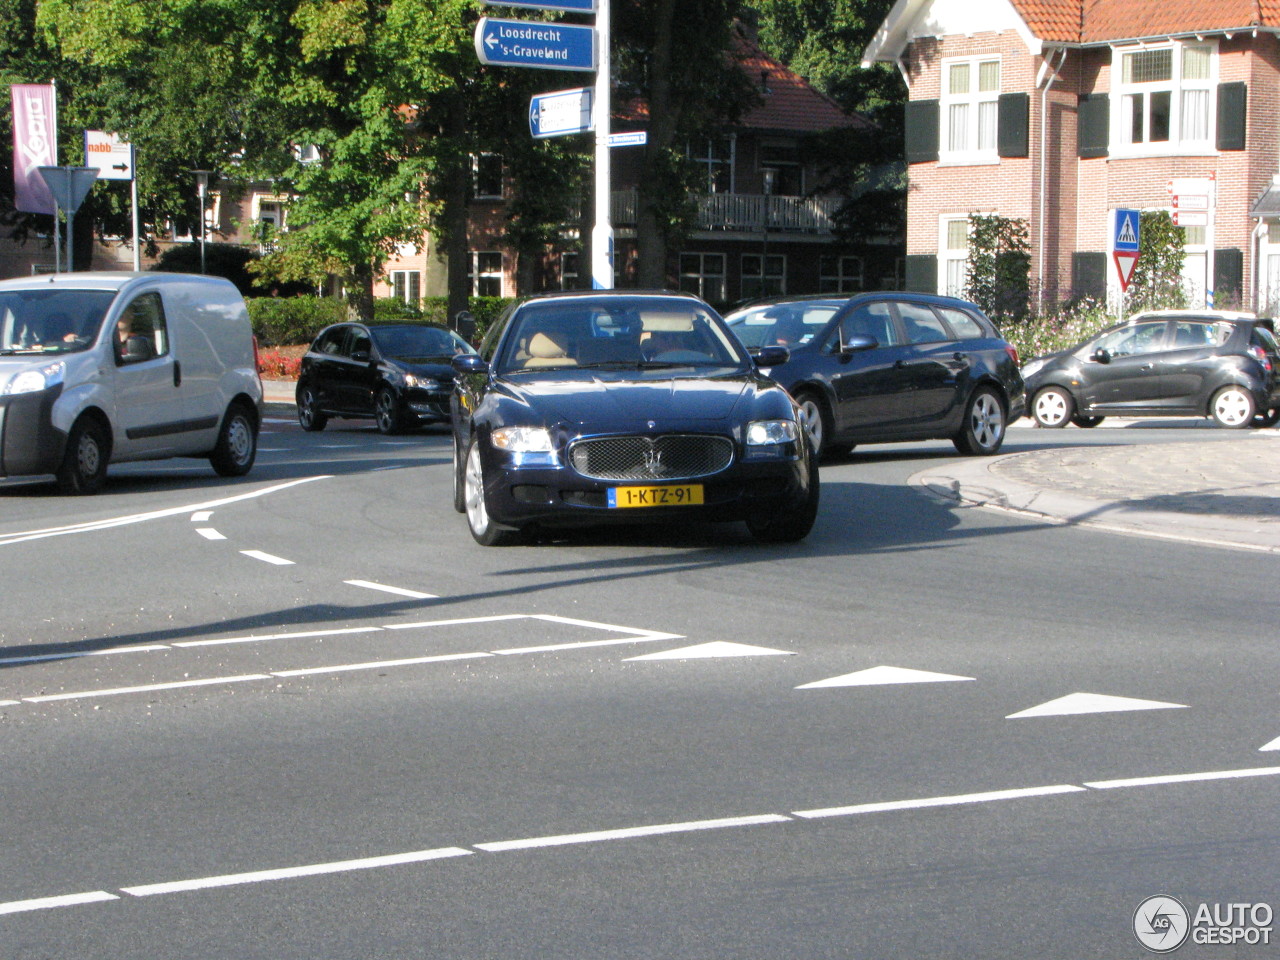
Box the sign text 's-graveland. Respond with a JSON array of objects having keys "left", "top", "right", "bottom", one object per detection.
[{"left": 474, "top": 17, "right": 596, "bottom": 71}]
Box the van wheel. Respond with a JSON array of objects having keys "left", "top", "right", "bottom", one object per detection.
[
  {"left": 296, "top": 384, "right": 327, "bottom": 431},
  {"left": 56, "top": 416, "right": 110, "bottom": 495},
  {"left": 210, "top": 402, "right": 258, "bottom": 477}
]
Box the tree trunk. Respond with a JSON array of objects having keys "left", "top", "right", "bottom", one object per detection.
[
  {"left": 635, "top": 0, "right": 677, "bottom": 289},
  {"left": 444, "top": 93, "right": 471, "bottom": 324}
]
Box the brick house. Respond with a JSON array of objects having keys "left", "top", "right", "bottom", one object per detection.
[
  {"left": 863, "top": 0, "right": 1280, "bottom": 313},
  {"left": 377, "top": 31, "right": 882, "bottom": 308}
]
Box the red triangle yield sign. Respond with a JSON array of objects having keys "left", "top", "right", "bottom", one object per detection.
[{"left": 1113, "top": 251, "right": 1139, "bottom": 291}]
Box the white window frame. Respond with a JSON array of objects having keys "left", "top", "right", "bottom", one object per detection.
[
  {"left": 390, "top": 270, "right": 421, "bottom": 305},
  {"left": 559, "top": 251, "right": 580, "bottom": 290},
  {"left": 1110, "top": 41, "right": 1217, "bottom": 157},
  {"left": 469, "top": 251, "right": 504, "bottom": 297},
  {"left": 678, "top": 252, "right": 726, "bottom": 302},
  {"left": 472, "top": 154, "right": 504, "bottom": 200},
  {"left": 940, "top": 56, "right": 1001, "bottom": 164},
  {"left": 819, "top": 255, "right": 864, "bottom": 293},
  {"left": 688, "top": 136, "right": 736, "bottom": 194},
  {"left": 939, "top": 216, "right": 970, "bottom": 298}
]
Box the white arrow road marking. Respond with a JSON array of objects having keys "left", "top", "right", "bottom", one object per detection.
[
  {"left": 1259, "top": 736, "right": 1280, "bottom": 752},
  {"left": 796, "top": 665, "right": 975, "bottom": 689},
  {"left": 626, "top": 641, "right": 794, "bottom": 661},
  {"left": 1006, "top": 692, "right": 1187, "bottom": 719},
  {"left": 240, "top": 550, "right": 294, "bottom": 566}
]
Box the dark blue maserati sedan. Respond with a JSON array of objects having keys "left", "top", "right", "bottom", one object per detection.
[{"left": 449, "top": 291, "right": 819, "bottom": 546}]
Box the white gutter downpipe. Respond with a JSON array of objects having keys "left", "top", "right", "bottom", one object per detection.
[
  {"left": 1251, "top": 219, "right": 1267, "bottom": 313},
  {"left": 1037, "top": 47, "right": 1067, "bottom": 314}
]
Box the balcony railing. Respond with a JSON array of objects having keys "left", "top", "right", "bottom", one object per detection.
[{"left": 610, "top": 190, "right": 840, "bottom": 235}]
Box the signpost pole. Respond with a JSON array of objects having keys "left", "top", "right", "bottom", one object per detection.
[
  {"left": 131, "top": 176, "right": 140, "bottom": 271},
  {"left": 590, "top": 0, "right": 612, "bottom": 289}
]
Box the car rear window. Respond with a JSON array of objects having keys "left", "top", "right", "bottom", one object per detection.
[
  {"left": 897, "top": 302, "right": 951, "bottom": 344},
  {"left": 937, "top": 306, "right": 986, "bottom": 340}
]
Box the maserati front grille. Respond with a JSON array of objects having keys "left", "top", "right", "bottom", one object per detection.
[{"left": 568, "top": 434, "right": 734, "bottom": 481}]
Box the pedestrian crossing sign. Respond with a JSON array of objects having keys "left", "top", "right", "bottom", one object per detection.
[{"left": 1112, "top": 208, "right": 1140, "bottom": 252}]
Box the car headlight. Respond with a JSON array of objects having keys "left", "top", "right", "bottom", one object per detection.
[
  {"left": 1021, "top": 358, "right": 1046, "bottom": 379},
  {"left": 490, "top": 426, "right": 554, "bottom": 452},
  {"left": 746, "top": 419, "right": 799, "bottom": 445},
  {"left": 403, "top": 373, "right": 440, "bottom": 390},
  {"left": 3, "top": 360, "right": 65, "bottom": 396}
]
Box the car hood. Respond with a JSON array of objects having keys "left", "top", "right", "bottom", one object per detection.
[{"left": 499, "top": 368, "right": 756, "bottom": 427}]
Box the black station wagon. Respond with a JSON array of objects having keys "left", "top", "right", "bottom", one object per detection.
[{"left": 724, "top": 293, "right": 1026, "bottom": 459}]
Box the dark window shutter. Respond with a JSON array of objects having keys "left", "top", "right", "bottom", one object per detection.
[
  {"left": 904, "top": 255, "right": 937, "bottom": 293},
  {"left": 1214, "top": 248, "right": 1243, "bottom": 301},
  {"left": 1217, "top": 82, "right": 1247, "bottom": 151},
  {"left": 998, "top": 93, "right": 1029, "bottom": 158},
  {"left": 905, "top": 100, "right": 939, "bottom": 164},
  {"left": 1071, "top": 252, "right": 1108, "bottom": 300},
  {"left": 1077, "top": 94, "right": 1109, "bottom": 158}
]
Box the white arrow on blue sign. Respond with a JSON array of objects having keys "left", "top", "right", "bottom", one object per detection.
[
  {"left": 475, "top": 17, "right": 596, "bottom": 72},
  {"left": 530, "top": 87, "right": 593, "bottom": 138}
]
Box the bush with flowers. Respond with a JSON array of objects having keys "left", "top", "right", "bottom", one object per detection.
[{"left": 257, "top": 347, "right": 303, "bottom": 380}]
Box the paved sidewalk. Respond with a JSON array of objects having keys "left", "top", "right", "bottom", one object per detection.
[{"left": 913, "top": 429, "right": 1280, "bottom": 553}]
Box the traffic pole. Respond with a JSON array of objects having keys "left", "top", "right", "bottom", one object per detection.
[{"left": 590, "top": 0, "right": 613, "bottom": 289}]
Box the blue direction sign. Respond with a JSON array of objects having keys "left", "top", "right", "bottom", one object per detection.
[
  {"left": 1112, "top": 208, "right": 1140, "bottom": 252},
  {"left": 530, "top": 87, "right": 593, "bottom": 138},
  {"left": 483, "top": 0, "right": 596, "bottom": 10},
  {"left": 475, "top": 17, "right": 596, "bottom": 72}
]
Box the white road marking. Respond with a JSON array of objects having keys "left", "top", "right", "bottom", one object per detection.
[
  {"left": 792, "top": 784, "right": 1085, "bottom": 819},
  {"left": 344, "top": 580, "right": 437, "bottom": 600},
  {"left": 475, "top": 814, "right": 791, "bottom": 852},
  {"left": 195, "top": 528, "right": 226, "bottom": 541},
  {"left": 240, "top": 550, "right": 295, "bottom": 566},
  {"left": 0, "top": 645, "right": 170, "bottom": 667},
  {"left": 172, "top": 627, "right": 383, "bottom": 649},
  {"left": 120, "top": 848, "right": 472, "bottom": 898},
  {"left": 796, "top": 666, "right": 975, "bottom": 688},
  {"left": 627, "top": 641, "right": 794, "bottom": 660},
  {"left": 1006, "top": 692, "right": 1187, "bottom": 719},
  {"left": 1261, "top": 736, "right": 1280, "bottom": 751},
  {"left": 10, "top": 763, "right": 1279, "bottom": 916},
  {"left": 24, "top": 674, "right": 271, "bottom": 703},
  {"left": 0, "top": 891, "right": 119, "bottom": 915},
  {"left": 0, "top": 476, "right": 329, "bottom": 547},
  {"left": 0, "top": 699, "right": 19, "bottom": 706},
  {"left": 271, "top": 651, "right": 491, "bottom": 678},
  {"left": 1084, "top": 765, "right": 1280, "bottom": 790},
  {"left": 189, "top": 512, "right": 213, "bottom": 523},
  {"left": 386, "top": 614, "right": 529, "bottom": 630}
]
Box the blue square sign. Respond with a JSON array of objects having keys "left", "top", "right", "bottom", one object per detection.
[{"left": 1112, "top": 208, "right": 1140, "bottom": 253}]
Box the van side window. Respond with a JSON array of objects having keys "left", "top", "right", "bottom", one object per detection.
[{"left": 116, "top": 292, "right": 169, "bottom": 364}]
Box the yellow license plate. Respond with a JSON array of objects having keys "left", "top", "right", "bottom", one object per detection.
[{"left": 608, "top": 484, "right": 704, "bottom": 509}]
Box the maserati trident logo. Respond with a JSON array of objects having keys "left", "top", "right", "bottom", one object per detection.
[{"left": 642, "top": 446, "right": 664, "bottom": 475}]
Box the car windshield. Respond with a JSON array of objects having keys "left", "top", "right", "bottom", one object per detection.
[
  {"left": 725, "top": 301, "right": 840, "bottom": 349},
  {"left": 0, "top": 289, "right": 116, "bottom": 355},
  {"left": 371, "top": 325, "right": 474, "bottom": 360},
  {"left": 495, "top": 296, "right": 748, "bottom": 374}
]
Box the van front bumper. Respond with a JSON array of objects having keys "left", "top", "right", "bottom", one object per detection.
[{"left": 0, "top": 387, "right": 65, "bottom": 478}]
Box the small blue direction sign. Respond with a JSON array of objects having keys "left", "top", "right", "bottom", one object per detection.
[
  {"left": 606, "top": 131, "right": 647, "bottom": 148},
  {"left": 530, "top": 87, "right": 593, "bottom": 139},
  {"left": 1112, "top": 208, "right": 1140, "bottom": 252},
  {"left": 475, "top": 17, "right": 596, "bottom": 72},
  {"left": 483, "top": 0, "right": 596, "bottom": 10}
]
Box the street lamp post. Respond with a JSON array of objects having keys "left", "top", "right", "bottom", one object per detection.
[{"left": 191, "top": 170, "right": 212, "bottom": 274}]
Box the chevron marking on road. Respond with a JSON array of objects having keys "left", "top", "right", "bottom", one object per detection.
[
  {"left": 626, "top": 641, "right": 795, "bottom": 660},
  {"left": 1006, "top": 692, "right": 1187, "bottom": 719},
  {"left": 1260, "top": 735, "right": 1280, "bottom": 751},
  {"left": 796, "top": 665, "right": 975, "bottom": 689}
]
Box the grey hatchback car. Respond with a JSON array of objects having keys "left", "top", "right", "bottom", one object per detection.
[
  {"left": 1022, "top": 310, "right": 1280, "bottom": 428},
  {"left": 724, "top": 292, "right": 1025, "bottom": 459}
]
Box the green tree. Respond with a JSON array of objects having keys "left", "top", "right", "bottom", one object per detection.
[
  {"left": 1125, "top": 210, "right": 1186, "bottom": 312},
  {"left": 964, "top": 213, "right": 1030, "bottom": 321}
]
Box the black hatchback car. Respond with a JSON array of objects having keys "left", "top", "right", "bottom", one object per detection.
[
  {"left": 449, "top": 291, "right": 818, "bottom": 546},
  {"left": 296, "top": 322, "right": 476, "bottom": 433},
  {"left": 724, "top": 293, "right": 1025, "bottom": 459},
  {"left": 1022, "top": 311, "right": 1280, "bottom": 429}
]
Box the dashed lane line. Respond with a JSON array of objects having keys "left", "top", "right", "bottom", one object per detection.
[
  {"left": 344, "top": 580, "right": 437, "bottom": 600},
  {"left": 240, "top": 550, "right": 295, "bottom": 565},
  {"left": 5, "top": 765, "right": 1279, "bottom": 916}
]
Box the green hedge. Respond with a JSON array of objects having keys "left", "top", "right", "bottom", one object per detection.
[{"left": 248, "top": 295, "right": 516, "bottom": 346}]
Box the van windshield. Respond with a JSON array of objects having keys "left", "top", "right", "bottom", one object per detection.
[{"left": 0, "top": 289, "right": 117, "bottom": 355}]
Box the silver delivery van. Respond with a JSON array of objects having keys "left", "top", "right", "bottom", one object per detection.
[{"left": 0, "top": 272, "right": 263, "bottom": 493}]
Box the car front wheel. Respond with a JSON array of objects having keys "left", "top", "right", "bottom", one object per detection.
[
  {"left": 1031, "top": 386, "right": 1074, "bottom": 428},
  {"left": 375, "top": 387, "right": 403, "bottom": 434},
  {"left": 464, "top": 440, "right": 522, "bottom": 546},
  {"left": 1210, "top": 385, "right": 1255, "bottom": 428},
  {"left": 953, "top": 387, "right": 1006, "bottom": 455},
  {"left": 794, "top": 390, "right": 833, "bottom": 460},
  {"left": 746, "top": 455, "right": 820, "bottom": 543}
]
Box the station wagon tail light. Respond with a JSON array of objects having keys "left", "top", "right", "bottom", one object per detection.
[{"left": 3, "top": 360, "right": 65, "bottom": 395}]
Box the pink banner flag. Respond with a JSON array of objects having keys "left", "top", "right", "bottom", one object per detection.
[{"left": 10, "top": 83, "right": 57, "bottom": 215}]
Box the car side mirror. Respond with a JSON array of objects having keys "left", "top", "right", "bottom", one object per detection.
[
  {"left": 1091, "top": 348, "right": 1111, "bottom": 364},
  {"left": 754, "top": 344, "right": 790, "bottom": 367},
  {"left": 451, "top": 354, "right": 489, "bottom": 375},
  {"left": 841, "top": 334, "right": 879, "bottom": 354}
]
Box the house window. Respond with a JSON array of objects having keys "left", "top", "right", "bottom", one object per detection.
[
  {"left": 940, "top": 218, "right": 969, "bottom": 297},
  {"left": 688, "top": 137, "right": 735, "bottom": 194},
  {"left": 942, "top": 57, "right": 1000, "bottom": 161},
  {"left": 470, "top": 251, "right": 504, "bottom": 297},
  {"left": 679, "top": 252, "right": 726, "bottom": 302},
  {"left": 390, "top": 270, "right": 421, "bottom": 305},
  {"left": 472, "top": 154, "right": 504, "bottom": 199},
  {"left": 560, "top": 251, "right": 580, "bottom": 289},
  {"left": 742, "top": 253, "right": 785, "bottom": 299},
  {"left": 1180, "top": 224, "right": 1208, "bottom": 308},
  {"left": 1114, "top": 42, "right": 1215, "bottom": 151},
  {"left": 819, "top": 256, "right": 864, "bottom": 293},
  {"left": 759, "top": 144, "right": 801, "bottom": 196}
]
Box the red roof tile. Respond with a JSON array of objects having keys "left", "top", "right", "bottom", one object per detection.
[{"left": 1011, "top": 0, "right": 1280, "bottom": 43}]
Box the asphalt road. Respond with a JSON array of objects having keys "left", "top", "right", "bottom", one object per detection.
[{"left": 2, "top": 412, "right": 1277, "bottom": 959}]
